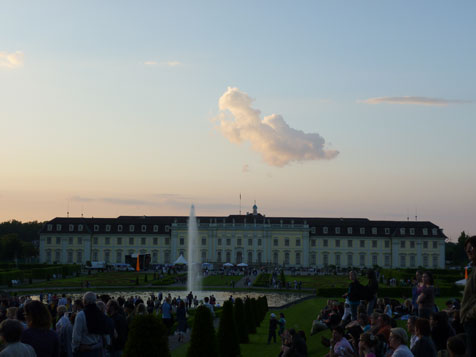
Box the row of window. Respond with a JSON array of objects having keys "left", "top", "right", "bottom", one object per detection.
[
  {"left": 45, "top": 236, "right": 171, "bottom": 246},
  {"left": 47, "top": 224, "right": 169, "bottom": 233},
  {"left": 315, "top": 239, "right": 439, "bottom": 249}
]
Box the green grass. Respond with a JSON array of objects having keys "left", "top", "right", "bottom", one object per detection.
[{"left": 202, "top": 275, "right": 242, "bottom": 287}]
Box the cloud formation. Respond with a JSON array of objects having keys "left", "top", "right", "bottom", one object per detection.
[
  {"left": 0, "top": 51, "right": 24, "bottom": 69},
  {"left": 360, "top": 96, "right": 472, "bottom": 106},
  {"left": 215, "top": 87, "right": 338, "bottom": 167}
]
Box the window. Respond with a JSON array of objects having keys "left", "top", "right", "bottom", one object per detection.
[
  {"left": 311, "top": 227, "right": 316, "bottom": 234},
  {"left": 410, "top": 255, "right": 416, "bottom": 267},
  {"left": 372, "top": 240, "right": 377, "bottom": 248},
  {"left": 92, "top": 250, "right": 98, "bottom": 261},
  {"left": 296, "top": 252, "right": 301, "bottom": 265},
  {"left": 129, "top": 225, "right": 134, "bottom": 232},
  {"left": 372, "top": 227, "right": 378, "bottom": 235},
  {"left": 226, "top": 251, "right": 231, "bottom": 262},
  {"left": 423, "top": 255, "right": 429, "bottom": 266},
  {"left": 323, "top": 227, "right": 328, "bottom": 234},
  {"left": 105, "top": 251, "right": 110, "bottom": 263},
  {"left": 165, "top": 225, "right": 170, "bottom": 232},
  {"left": 68, "top": 251, "right": 73, "bottom": 263},
  {"left": 410, "top": 228, "right": 415, "bottom": 235},
  {"left": 78, "top": 237, "right": 82, "bottom": 245},
  {"left": 47, "top": 224, "right": 53, "bottom": 231},
  {"left": 432, "top": 228, "right": 437, "bottom": 236},
  {"left": 118, "top": 225, "right": 123, "bottom": 232},
  {"left": 273, "top": 252, "right": 278, "bottom": 264},
  {"left": 323, "top": 239, "right": 328, "bottom": 247},
  {"left": 335, "top": 240, "right": 340, "bottom": 248},
  {"left": 69, "top": 224, "right": 74, "bottom": 232},
  {"left": 77, "top": 251, "right": 82, "bottom": 263},
  {"left": 257, "top": 252, "right": 262, "bottom": 263},
  {"left": 226, "top": 239, "right": 230, "bottom": 246},
  {"left": 105, "top": 237, "right": 110, "bottom": 245},
  {"left": 335, "top": 227, "right": 341, "bottom": 234},
  {"left": 78, "top": 224, "right": 83, "bottom": 232},
  {"left": 423, "top": 228, "right": 428, "bottom": 236},
  {"left": 274, "top": 239, "right": 278, "bottom": 247},
  {"left": 296, "top": 239, "right": 301, "bottom": 247},
  {"left": 323, "top": 254, "right": 329, "bottom": 266},
  {"left": 347, "top": 254, "right": 353, "bottom": 267},
  {"left": 218, "top": 238, "right": 222, "bottom": 246},
  {"left": 55, "top": 250, "right": 60, "bottom": 262},
  {"left": 335, "top": 254, "right": 341, "bottom": 266},
  {"left": 117, "top": 237, "right": 122, "bottom": 245},
  {"left": 116, "top": 251, "right": 122, "bottom": 262},
  {"left": 384, "top": 228, "right": 390, "bottom": 235},
  {"left": 93, "top": 237, "right": 98, "bottom": 245},
  {"left": 372, "top": 254, "right": 378, "bottom": 266},
  {"left": 400, "top": 255, "right": 406, "bottom": 267},
  {"left": 180, "top": 238, "right": 184, "bottom": 245},
  {"left": 153, "top": 225, "right": 159, "bottom": 232},
  {"left": 258, "top": 239, "right": 262, "bottom": 246},
  {"left": 201, "top": 251, "right": 206, "bottom": 262},
  {"left": 347, "top": 227, "right": 353, "bottom": 234},
  {"left": 311, "top": 239, "right": 316, "bottom": 247},
  {"left": 129, "top": 237, "right": 134, "bottom": 245},
  {"left": 69, "top": 237, "right": 73, "bottom": 245},
  {"left": 46, "top": 250, "right": 51, "bottom": 262},
  {"left": 410, "top": 241, "right": 415, "bottom": 248},
  {"left": 106, "top": 225, "right": 111, "bottom": 232},
  {"left": 56, "top": 224, "right": 62, "bottom": 231},
  {"left": 400, "top": 228, "right": 406, "bottom": 235},
  {"left": 202, "top": 238, "right": 207, "bottom": 246},
  {"left": 217, "top": 251, "right": 222, "bottom": 263},
  {"left": 423, "top": 241, "right": 428, "bottom": 249},
  {"left": 360, "top": 227, "right": 365, "bottom": 235},
  {"left": 165, "top": 238, "right": 170, "bottom": 245},
  {"left": 248, "top": 251, "right": 253, "bottom": 263},
  {"left": 360, "top": 240, "right": 365, "bottom": 248},
  {"left": 141, "top": 237, "right": 146, "bottom": 245},
  {"left": 164, "top": 251, "right": 170, "bottom": 264},
  {"left": 384, "top": 255, "right": 390, "bottom": 266},
  {"left": 360, "top": 253, "right": 365, "bottom": 266},
  {"left": 237, "top": 239, "right": 241, "bottom": 246},
  {"left": 385, "top": 240, "right": 390, "bottom": 248},
  {"left": 347, "top": 240, "right": 352, "bottom": 248},
  {"left": 153, "top": 237, "right": 158, "bottom": 245},
  {"left": 141, "top": 225, "right": 147, "bottom": 232},
  {"left": 433, "top": 241, "right": 438, "bottom": 249},
  {"left": 248, "top": 239, "right": 252, "bottom": 246},
  {"left": 284, "top": 252, "right": 290, "bottom": 265},
  {"left": 432, "top": 255, "right": 438, "bottom": 267},
  {"left": 56, "top": 237, "right": 61, "bottom": 244},
  {"left": 152, "top": 251, "right": 158, "bottom": 263},
  {"left": 285, "top": 239, "right": 289, "bottom": 247},
  {"left": 310, "top": 254, "right": 316, "bottom": 265},
  {"left": 94, "top": 225, "right": 99, "bottom": 232},
  {"left": 400, "top": 241, "right": 405, "bottom": 248}
]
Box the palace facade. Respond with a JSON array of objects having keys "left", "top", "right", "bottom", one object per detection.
[{"left": 38, "top": 205, "right": 446, "bottom": 269}]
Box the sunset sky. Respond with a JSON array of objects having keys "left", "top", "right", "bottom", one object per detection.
[{"left": 1, "top": 1, "right": 475, "bottom": 241}]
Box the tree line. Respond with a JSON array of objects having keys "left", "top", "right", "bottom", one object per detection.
[{"left": 0, "top": 220, "right": 44, "bottom": 262}]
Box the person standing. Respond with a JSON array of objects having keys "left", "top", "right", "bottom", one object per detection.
[
  {"left": 343, "top": 271, "right": 362, "bottom": 321},
  {"left": 106, "top": 300, "right": 127, "bottom": 357},
  {"left": 267, "top": 313, "right": 278, "bottom": 344},
  {"left": 366, "top": 269, "right": 379, "bottom": 315},
  {"left": 460, "top": 235, "right": 476, "bottom": 357},
  {"left": 278, "top": 313, "right": 286, "bottom": 339},
  {"left": 416, "top": 272, "right": 435, "bottom": 319},
  {"left": 0, "top": 319, "right": 37, "bottom": 357},
  {"left": 175, "top": 301, "right": 187, "bottom": 343}
]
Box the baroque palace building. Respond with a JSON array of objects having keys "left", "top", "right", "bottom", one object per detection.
[{"left": 39, "top": 205, "right": 446, "bottom": 269}]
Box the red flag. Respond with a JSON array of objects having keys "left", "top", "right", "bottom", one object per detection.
[
  {"left": 136, "top": 255, "right": 140, "bottom": 272},
  {"left": 465, "top": 267, "right": 468, "bottom": 280}
]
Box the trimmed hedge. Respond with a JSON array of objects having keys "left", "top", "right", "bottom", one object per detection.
[
  {"left": 316, "top": 285, "right": 464, "bottom": 298},
  {"left": 0, "top": 270, "right": 25, "bottom": 285},
  {"left": 253, "top": 273, "right": 271, "bottom": 287}
]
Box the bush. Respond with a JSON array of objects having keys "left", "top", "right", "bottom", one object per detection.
[
  {"left": 187, "top": 305, "right": 217, "bottom": 357},
  {"left": 234, "top": 298, "right": 248, "bottom": 343},
  {"left": 244, "top": 298, "right": 256, "bottom": 334},
  {"left": 253, "top": 273, "right": 271, "bottom": 287},
  {"left": 217, "top": 300, "right": 240, "bottom": 357},
  {"left": 123, "top": 314, "right": 170, "bottom": 357}
]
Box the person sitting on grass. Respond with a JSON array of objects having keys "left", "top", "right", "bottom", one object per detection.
[
  {"left": 388, "top": 328, "right": 413, "bottom": 357},
  {"left": 411, "top": 318, "right": 436, "bottom": 357},
  {"left": 358, "top": 332, "right": 378, "bottom": 357},
  {"left": 326, "top": 326, "right": 354, "bottom": 357}
]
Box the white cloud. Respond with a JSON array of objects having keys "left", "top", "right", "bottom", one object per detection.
[
  {"left": 144, "top": 60, "right": 158, "bottom": 66},
  {"left": 360, "top": 96, "right": 472, "bottom": 106},
  {"left": 166, "top": 61, "right": 181, "bottom": 67},
  {"left": 215, "top": 87, "right": 339, "bottom": 167},
  {"left": 0, "top": 51, "right": 24, "bottom": 69}
]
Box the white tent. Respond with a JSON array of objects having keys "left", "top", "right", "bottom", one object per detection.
[
  {"left": 455, "top": 279, "right": 466, "bottom": 286},
  {"left": 237, "top": 263, "right": 248, "bottom": 267},
  {"left": 202, "top": 262, "right": 213, "bottom": 269},
  {"left": 223, "top": 262, "right": 234, "bottom": 267},
  {"left": 174, "top": 254, "right": 188, "bottom": 265}
]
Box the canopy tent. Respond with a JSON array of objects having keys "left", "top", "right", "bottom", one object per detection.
[
  {"left": 174, "top": 254, "right": 188, "bottom": 265},
  {"left": 223, "top": 262, "right": 234, "bottom": 267},
  {"left": 237, "top": 263, "right": 248, "bottom": 267},
  {"left": 455, "top": 279, "right": 466, "bottom": 286},
  {"left": 202, "top": 262, "right": 213, "bottom": 269}
]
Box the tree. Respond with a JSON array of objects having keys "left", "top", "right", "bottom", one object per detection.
[
  {"left": 280, "top": 269, "right": 286, "bottom": 287},
  {"left": 0, "top": 234, "right": 23, "bottom": 261},
  {"left": 217, "top": 300, "right": 240, "bottom": 357},
  {"left": 234, "top": 298, "right": 248, "bottom": 343},
  {"left": 251, "top": 298, "right": 261, "bottom": 327},
  {"left": 123, "top": 314, "right": 170, "bottom": 357},
  {"left": 244, "top": 298, "right": 256, "bottom": 334},
  {"left": 187, "top": 305, "right": 218, "bottom": 357}
]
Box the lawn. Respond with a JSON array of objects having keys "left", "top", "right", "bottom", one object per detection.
[{"left": 202, "top": 275, "right": 242, "bottom": 287}]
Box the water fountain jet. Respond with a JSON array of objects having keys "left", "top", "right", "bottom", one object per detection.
[{"left": 187, "top": 205, "right": 202, "bottom": 292}]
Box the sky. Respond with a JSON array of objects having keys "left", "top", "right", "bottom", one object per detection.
[{"left": 1, "top": 1, "right": 475, "bottom": 241}]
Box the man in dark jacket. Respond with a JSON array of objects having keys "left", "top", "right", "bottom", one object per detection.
[{"left": 268, "top": 313, "right": 278, "bottom": 344}]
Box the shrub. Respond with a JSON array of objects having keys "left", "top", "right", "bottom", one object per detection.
[
  {"left": 244, "top": 298, "right": 256, "bottom": 334},
  {"left": 234, "top": 298, "right": 248, "bottom": 343},
  {"left": 144, "top": 274, "right": 148, "bottom": 282},
  {"left": 123, "top": 314, "right": 170, "bottom": 357},
  {"left": 187, "top": 305, "right": 217, "bottom": 357},
  {"left": 253, "top": 273, "right": 271, "bottom": 287},
  {"left": 217, "top": 300, "right": 240, "bottom": 357}
]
